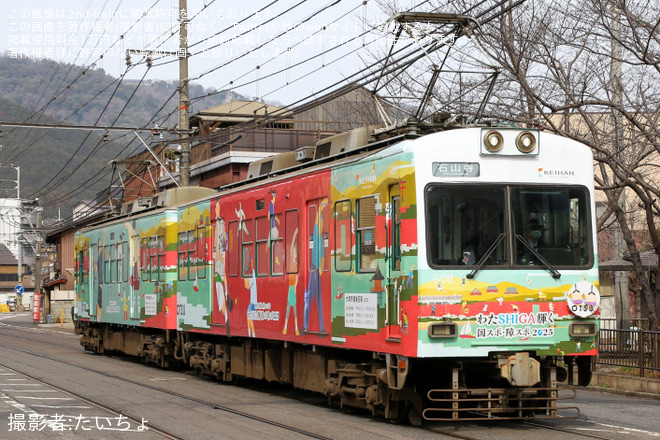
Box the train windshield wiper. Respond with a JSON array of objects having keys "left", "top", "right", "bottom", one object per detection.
[
  {"left": 515, "top": 234, "right": 561, "bottom": 279},
  {"left": 466, "top": 233, "right": 506, "bottom": 279}
]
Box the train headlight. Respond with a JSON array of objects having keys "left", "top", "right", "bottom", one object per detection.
[
  {"left": 428, "top": 322, "right": 458, "bottom": 339},
  {"left": 483, "top": 130, "right": 504, "bottom": 152},
  {"left": 515, "top": 131, "right": 537, "bottom": 153},
  {"left": 569, "top": 322, "right": 597, "bottom": 338}
]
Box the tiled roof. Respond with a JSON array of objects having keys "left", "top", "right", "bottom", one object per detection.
[{"left": 0, "top": 243, "right": 18, "bottom": 265}]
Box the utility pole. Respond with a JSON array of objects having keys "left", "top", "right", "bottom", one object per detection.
[
  {"left": 123, "top": 0, "right": 190, "bottom": 187},
  {"left": 178, "top": 0, "right": 191, "bottom": 187},
  {"left": 610, "top": 3, "right": 630, "bottom": 332},
  {"left": 34, "top": 203, "right": 43, "bottom": 321},
  {"left": 16, "top": 166, "right": 22, "bottom": 307}
]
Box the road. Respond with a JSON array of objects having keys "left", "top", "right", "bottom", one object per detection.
[{"left": 1, "top": 313, "right": 658, "bottom": 440}]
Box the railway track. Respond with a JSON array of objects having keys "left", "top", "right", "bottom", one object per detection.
[
  {"left": 0, "top": 319, "right": 334, "bottom": 440},
  {"left": 3, "top": 315, "right": 656, "bottom": 440},
  {"left": 423, "top": 418, "right": 644, "bottom": 440},
  {"left": 1, "top": 362, "right": 187, "bottom": 439},
  {"left": 1, "top": 338, "right": 625, "bottom": 440}
]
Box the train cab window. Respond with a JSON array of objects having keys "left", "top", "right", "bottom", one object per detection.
[
  {"left": 511, "top": 187, "right": 591, "bottom": 267},
  {"left": 426, "top": 185, "right": 507, "bottom": 267},
  {"left": 357, "top": 196, "right": 377, "bottom": 272},
  {"left": 334, "top": 200, "right": 352, "bottom": 272},
  {"left": 255, "top": 216, "right": 269, "bottom": 277}
]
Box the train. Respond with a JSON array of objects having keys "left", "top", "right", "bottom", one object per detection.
[{"left": 74, "top": 120, "right": 600, "bottom": 423}]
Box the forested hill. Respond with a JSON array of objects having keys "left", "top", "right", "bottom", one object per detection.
[
  {"left": 0, "top": 55, "right": 232, "bottom": 127},
  {"left": 0, "top": 55, "right": 235, "bottom": 220}
]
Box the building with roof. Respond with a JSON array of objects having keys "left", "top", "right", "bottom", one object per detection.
[{"left": 0, "top": 243, "right": 32, "bottom": 307}]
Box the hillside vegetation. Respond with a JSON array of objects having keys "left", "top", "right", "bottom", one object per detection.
[{"left": 0, "top": 55, "right": 233, "bottom": 220}]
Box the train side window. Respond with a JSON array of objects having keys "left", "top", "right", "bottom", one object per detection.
[
  {"left": 255, "top": 216, "right": 269, "bottom": 277},
  {"left": 150, "top": 236, "right": 158, "bottom": 282},
  {"left": 178, "top": 232, "right": 188, "bottom": 281},
  {"left": 104, "top": 245, "right": 111, "bottom": 284},
  {"left": 334, "top": 200, "right": 352, "bottom": 272},
  {"left": 77, "top": 247, "right": 90, "bottom": 286},
  {"left": 157, "top": 236, "right": 166, "bottom": 282},
  {"left": 357, "top": 196, "right": 376, "bottom": 272},
  {"left": 187, "top": 230, "right": 196, "bottom": 281},
  {"left": 270, "top": 213, "right": 283, "bottom": 276},
  {"left": 228, "top": 220, "right": 240, "bottom": 277},
  {"left": 391, "top": 195, "right": 402, "bottom": 272},
  {"left": 82, "top": 247, "right": 89, "bottom": 284},
  {"left": 114, "top": 243, "right": 119, "bottom": 283},
  {"left": 285, "top": 210, "right": 299, "bottom": 274},
  {"left": 122, "top": 241, "right": 129, "bottom": 283},
  {"left": 110, "top": 244, "right": 117, "bottom": 284},
  {"left": 91, "top": 243, "right": 100, "bottom": 289},
  {"left": 195, "top": 227, "right": 207, "bottom": 280},
  {"left": 242, "top": 219, "right": 254, "bottom": 277},
  {"left": 140, "top": 237, "right": 149, "bottom": 281},
  {"left": 116, "top": 242, "right": 122, "bottom": 283}
]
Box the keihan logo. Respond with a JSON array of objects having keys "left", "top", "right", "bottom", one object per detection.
[{"left": 539, "top": 168, "right": 575, "bottom": 177}]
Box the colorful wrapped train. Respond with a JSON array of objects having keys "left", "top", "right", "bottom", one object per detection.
[{"left": 74, "top": 122, "right": 600, "bottom": 423}]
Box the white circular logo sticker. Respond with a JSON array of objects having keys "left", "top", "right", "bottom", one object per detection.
[{"left": 566, "top": 281, "right": 600, "bottom": 317}]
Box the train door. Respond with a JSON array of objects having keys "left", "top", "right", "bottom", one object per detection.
[
  {"left": 75, "top": 244, "right": 91, "bottom": 318},
  {"left": 89, "top": 242, "right": 98, "bottom": 318},
  {"left": 386, "top": 184, "right": 403, "bottom": 340},
  {"left": 130, "top": 235, "right": 140, "bottom": 320},
  {"left": 302, "top": 198, "right": 329, "bottom": 335}
]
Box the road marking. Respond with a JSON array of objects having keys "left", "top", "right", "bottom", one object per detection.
[{"left": 575, "top": 422, "right": 660, "bottom": 437}]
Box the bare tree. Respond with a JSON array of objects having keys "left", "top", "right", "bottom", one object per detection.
[{"left": 371, "top": 0, "right": 660, "bottom": 328}]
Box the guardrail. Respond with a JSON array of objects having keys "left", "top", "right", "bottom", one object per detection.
[{"left": 597, "top": 327, "right": 660, "bottom": 378}]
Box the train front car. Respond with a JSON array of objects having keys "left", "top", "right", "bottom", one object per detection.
[{"left": 409, "top": 127, "right": 599, "bottom": 421}]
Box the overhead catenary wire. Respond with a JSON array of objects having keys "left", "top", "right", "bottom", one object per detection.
[
  {"left": 4, "top": 0, "right": 161, "bottom": 164},
  {"left": 14, "top": 1, "right": 514, "bottom": 217}
]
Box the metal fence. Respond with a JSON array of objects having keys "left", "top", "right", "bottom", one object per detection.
[
  {"left": 600, "top": 318, "right": 649, "bottom": 330},
  {"left": 597, "top": 326, "right": 660, "bottom": 378}
]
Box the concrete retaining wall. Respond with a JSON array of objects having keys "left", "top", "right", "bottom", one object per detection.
[
  {"left": 48, "top": 300, "right": 74, "bottom": 323},
  {"left": 590, "top": 371, "right": 660, "bottom": 398}
]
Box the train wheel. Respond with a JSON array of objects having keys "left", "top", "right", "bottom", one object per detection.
[
  {"left": 407, "top": 403, "right": 422, "bottom": 426},
  {"left": 576, "top": 357, "right": 592, "bottom": 386},
  {"left": 389, "top": 400, "right": 422, "bottom": 426}
]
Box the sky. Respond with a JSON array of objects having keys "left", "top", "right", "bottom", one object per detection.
[{"left": 0, "top": 0, "right": 408, "bottom": 106}]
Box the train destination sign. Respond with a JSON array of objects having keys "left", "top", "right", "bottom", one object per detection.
[{"left": 432, "top": 162, "right": 479, "bottom": 177}]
